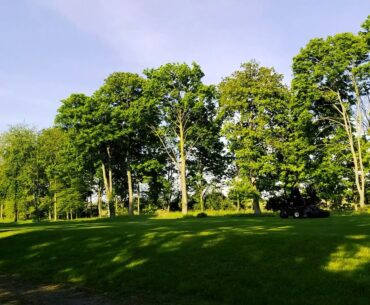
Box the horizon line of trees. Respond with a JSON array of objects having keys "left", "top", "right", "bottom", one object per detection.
[{"left": 1, "top": 16, "right": 370, "bottom": 222}]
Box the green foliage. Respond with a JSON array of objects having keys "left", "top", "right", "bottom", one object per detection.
[
  {"left": 0, "top": 126, "right": 89, "bottom": 221},
  {"left": 292, "top": 23, "right": 370, "bottom": 206},
  {"left": 3, "top": 15, "right": 370, "bottom": 220},
  {"left": 0, "top": 125, "right": 38, "bottom": 221},
  {"left": 145, "top": 62, "right": 221, "bottom": 213},
  {"left": 56, "top": 72, "right": 160, "bottom": 215},
  {"left": 219, "top": 61, "right": 291, "bottom": 211}
]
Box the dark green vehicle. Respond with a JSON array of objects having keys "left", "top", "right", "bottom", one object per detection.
[
  {"left": 267, "top": 187, "right": 330, "bottom": 219},
  {"left": 279, "top": 204, "right": 330, "bottom": 219}
]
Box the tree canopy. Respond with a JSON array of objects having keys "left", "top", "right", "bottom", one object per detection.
[{"left": 1, "top": 15, "right": 370, "bottom": 221}]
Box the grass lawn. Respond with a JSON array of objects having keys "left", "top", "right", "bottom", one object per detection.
[{"left": 0, "top": 214, "right": 370, "bottom": 305}]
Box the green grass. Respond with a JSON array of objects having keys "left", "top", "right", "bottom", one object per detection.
[{"left": 1, "top": 214, "right": 370, "bottom": 305}]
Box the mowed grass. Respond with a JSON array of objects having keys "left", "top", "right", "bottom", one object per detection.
[{"left": 1, "top": 214, "right": 370, "bottom": 305}]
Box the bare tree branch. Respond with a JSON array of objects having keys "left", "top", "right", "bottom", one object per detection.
[{"left": 149, "top": 125, "right": 180, "bottom": 171}]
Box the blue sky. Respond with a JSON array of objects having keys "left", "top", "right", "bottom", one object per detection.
[{"left": 0, "top": 0, "right": 369, "bottom": 131}]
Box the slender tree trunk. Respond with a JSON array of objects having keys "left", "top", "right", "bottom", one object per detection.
[
  {"left": 66, "top": 211, "right": 69, "bottom": 220},
  {"left": 237, "top": 194, "right": 240, "bottom": 212},
  {"left": 200, "top": 192, "right": 204, "bottom": 212},
  {"left": 34, "top": 192, "right": 40, "bottom": 222},
  {"left": 102, "top": 155, "right": 114, "bottom": 217},
  {"left": 90, "top": 195, "right": 93, "bottom": 217},
  {"left": 179, "top": 120, "right": 188, "bottom": 215},
  {"left": 14, "top": 184, "right": 18, "bottom": 223},
  {"left": 356, "top": 135, "right": 366, "bottom": 208},
  {"left": 14, "top": 203, "right": 18, "bottom": 222},
  {"left": 109, "top": 170, "right": 113, "bottom": 216},
  {"left": 98, "top": 187, "right": 102, "bottom": 218},
  {"left": 251, "top": 177, "right": 261, "bottom": 215},
  {"left": 102, "top": 145, "right": 115, "bottom": 216},
  {"left": 127, "top": 169, "right": 133, "bottom": 216},
  {"left": 200, "top": 186, "right": 208, "bottom": 212},
  {"left": 252, "top": 195, "right": 262, "bottom": 215},
  {"left": 0, "top": 202, "right": 3, "bottom": 221},
  {"left": 115, "top": 196, "right": 118, "bottom": 215},
  {"left": 137, "top": 182, "right": 140, "bottom": 215},
  {"left": 54, "top": 191, "right": 57, "bottom": 221},
  {"left": 337, "top": 92, "right": 365, "bottom": 208},
  {"left": 352, "top": 79, "right": 366, "bottom": 208},
  {"left": 35, "top": 147, "right": 40, "bottom": 222}
]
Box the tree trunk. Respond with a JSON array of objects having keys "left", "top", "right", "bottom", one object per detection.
[
  {"left": 200, "top": 192, "right": 204, "bottom": 212},
  {"left": 251, "top": 177, "right": 261, "bottom": 215},
  {"left": 0, "top": 202, "right": 3, "bottom": 221},
  {"left": 179, "top": 120, "right": 188, "bottom": 215},
  {"left": 34, "top": 192, "right": 40, "bottom": 222},
  {"left": 54, "top": 191, "right": 57, "bottom": 221},
  {"left": 137, "top": 182, "right": 140, "bottom": 215},
  {"left": 200, "top": 186, "right": 208, "bottom": 212},
  {"left": 108, "top": 163, "right": 114, "bottom": 216},
  {"left": 98, "top": 187, "right": 102, "bottom": 218},
  {"left": 90, "top": 195, "right": 93, "bottom": 217},
  {"left": 115, "top": 196, "right": 118, "bottom": 215},
  {"left": 252, "top": 195, "right": 261, "bottom": 215},
  {"left": 102, "top": 155, "right": 114, "bottom": 217},
  {"left": 337, "top": 92, "right": 365, "bottom": 208},
  {"left": 352, "top": 79, "right": 366, "bottom": 208},
  {"left": 127, "top": 169, "right": 133, "bottom": 216},
  {"left": 237, "top": 194, "right": 240, "bottom": 212},
  {"left": 14, "top": 185, "right": 18, "bottom": 223}
]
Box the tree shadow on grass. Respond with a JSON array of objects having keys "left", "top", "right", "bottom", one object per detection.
[{"left": 0, "top": 215, "right": 370, "bottom": 305}]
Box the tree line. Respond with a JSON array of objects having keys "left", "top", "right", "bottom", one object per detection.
[{"left": 1, "top": 16, "right": 370, "bottom": 221}]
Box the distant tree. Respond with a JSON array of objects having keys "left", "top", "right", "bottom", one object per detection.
[
  {"left": 0, "top": 126, "right": 37, "bottom": 222},
  {"left": 38, "top": 127, "right": 67, "bottom": 220},
  {"left": 38, "top": 127, "right": 89, "bottom": 220},
  {"left": 0, "top": 162, "right": 8, "bottom": 220}
]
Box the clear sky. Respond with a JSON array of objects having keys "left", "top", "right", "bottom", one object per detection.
[{"left": 0, "top": 0, "right": 369, "bottom": 131}]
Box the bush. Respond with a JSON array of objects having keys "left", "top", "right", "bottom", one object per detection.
[{"left": 196, "top": 212, "right": 208, "bottom": 218}]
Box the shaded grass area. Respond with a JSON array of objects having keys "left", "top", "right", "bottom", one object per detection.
[{"left": 0, "top": 215, "right": 370, "bottom": 305}]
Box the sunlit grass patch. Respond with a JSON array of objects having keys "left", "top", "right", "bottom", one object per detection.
[{"left": 325, "top": 244, "right": 370, "bottom": 272}]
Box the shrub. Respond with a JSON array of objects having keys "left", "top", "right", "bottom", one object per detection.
[{"left": 196, "top": 212, "right": 208, "bottom": 218}]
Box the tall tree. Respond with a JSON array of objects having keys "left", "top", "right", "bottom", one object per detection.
[
  {"left": 37, "top": 127, "right": 88, "bottom": 220},
  {"left": 145, "top": 62, "right": 217, "bottom": 214},
  {"left": 55, "top": 93, "right": 116, "bottom": 215},
  {"left": 219, "top": 61, "right": 290, "bottom": 214},
  {"left": 187, "top": 98, "right": 226, "bottom": 212},
  {"left": 292, "top": 16, "right": 370, "bottom": 208},
  {"left": 93, "top": 72, "right": 157, "bottom": 215},
  {"left": 38, "top": 128, "right": 67, "bottom": 220},
  {"left": 56, "top": 73, "right": 158, "bottom": 216}
]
